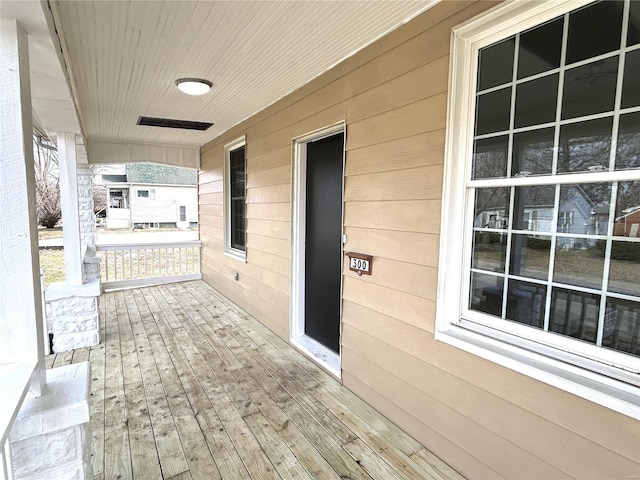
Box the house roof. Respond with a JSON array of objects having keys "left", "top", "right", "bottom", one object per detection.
[{"left": 125, "top": 164, "right": 197, "bottom": 186}]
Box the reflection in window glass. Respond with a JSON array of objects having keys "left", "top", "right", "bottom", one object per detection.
[
  {"left": 474, "top": 188, "right": 510, "bottom": 229},
  {"left": 602, "top": 298, "right": 640, "bottom": 356},
  {"left": 566, "top": 0, "right": 624, "bottom": 65},
  {"left": 621, "top": 49, "right": 640, "bottom": 109},
  {"left": 562, "top": 57, "right": 618, "bottom": 120},
  {"left": 559, "top": 183, "right": 611, "bottom": 236},
  {"left": 615, "top": 112, "right": 640, "bottom": 171},
  {"left": 614, "top": 181, "right": 640, "bottom": 237},
  {"left": 628, "top": 0, "right": 640, "bottom": 46},
  {"left": 515, "top": 74, "right": 558, "bottom": 128},
  {"left": 478, "top": 37, "right": 515, "bottom": 90},
  {"left": 608, "top": 241, "right": 640, "bottom": 296},
  {"left": 550, "top": 288, "right": 600, "bottom": 344},
  {"left": 554, "top": 238, "right": 605, "bottom": 289},
  {"left": 506, "top": 280, "right": 546, "bottom": 328},
  {"left": 512, "top": 128, "right": 554, "bottom": 176},
  {"left": 518, "top": 18, "right": 564, "bottom": 79},
  {"left": 476, "top": 88, "right": 512, "bottom": 135},
  {"left": 557, "top": 118, "right": 612, "bottom": 173},
  {"left": 473, "top": 136, "right": 508, "bottom": 179},
  {"left": 513, "top": 185, "right": 555, "bottom": 232},
  {"left": 472, "top": 231, "right": 507, "bottom": 273},
  {"left": 465, "top": 0, "right": 640, "bottom": 365},
  {"left": 509, "top": 234, "right": 550, "bottom": 280},
  {"left": 470, "top": 272, "right": 503, "bottom": 317}
]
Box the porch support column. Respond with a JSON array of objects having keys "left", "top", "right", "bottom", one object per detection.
[
  {"left": 57, "top": 133, "right": 83, "bottom": 286},
  {"left": 0, "top": 16, "right": 46, "bottom": 391},
  {"left": 46, "top": 136, "right": 101, "bottom": 353},
  {"left": 78, "top": 167, "right": 101, "bottom": 282}
]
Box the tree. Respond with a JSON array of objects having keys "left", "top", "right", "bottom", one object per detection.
[{"left": 33, "top": 133, "right": 61, "bottom": 228}]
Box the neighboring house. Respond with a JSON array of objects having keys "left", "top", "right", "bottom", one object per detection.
[
  {"left": 616, "top": 205, "right": 640, "bottom": 237},
  {"left": 101, "top": 164, "right": 197, "bottom": 229}
]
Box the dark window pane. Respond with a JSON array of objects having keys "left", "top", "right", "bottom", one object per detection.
[
  {"left": 509, "top": 234, "right": 551, "bottom": 280},
  {"left": 513, "top": 185, "right": 555, "bottom": 232},
  {"left": 602, "top": 298, "right": 640, "bottom": 356},
  {"left": 514, "top": 74, "right": 559, "bottom": 128},
  {"left": 566, "top": 1, "right": 624, "bottom": 65},
  {"left": 628, "top": 0, "right": 640, "bottom": 46},
  {"left": 472, "top": 136, "right": 508, "bottom": 179},
  {"left": 559, "top": 183, "right": 611, "bottom": 236},
  {"left": 229, "top": 145, "right": 246, "bottom": 251},
  {"left": 474, "top": 188, "right": 510, "bottom": 229},
  {"left": 550, "top": 288, "right": 600, "bottom": 344},
  {"left": 608, "top": 241, "right": 640, "bottom": 296},
  {"left": 506, "top": 280, "right": 546, "bottom": 328},
  {"left": 470, "top": 272, "right": 504, "bottom": 317},
  {"left": 557, "top": 118, "right": 613, "bottom": 173},
  {"left": 621, "top": 49, "right": 640, "bottom": 108},
  {"left": 472, "top": 231, "right": 507, "bottom": 273},
  {"left": 554, "top": 237, "right": 605, "bottom": 289},
  {"left": 512, "top": 128, "right": 554, "bottom": 176},
  {"left": 478, "top": 37, "right": 515, "bottom": 91},
  {"left": 476, "top": 87, "right": 512, "bottom": 135},
  {"left": 614, "top": 181, "right": 640, "bottom": 237},
  {"left": 616, "top": 112, "right": 640, "bottom": 171},
  {"left": 562, "top": 57, "right": 618, "bottom": 120},
  {"left": 518, "top": 18, "right": 564, "bottom": 79}
]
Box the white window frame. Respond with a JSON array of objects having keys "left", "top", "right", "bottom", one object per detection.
[
  {"left": 223, "top": 135, "right": 247, "bottom": 262},
  {"left": 437, "top": 0, "right": 640, "bottom": 419}
]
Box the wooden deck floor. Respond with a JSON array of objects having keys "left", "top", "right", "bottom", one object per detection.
[{"left": 45, "top": 280, "right": 463, "bottom": 480}]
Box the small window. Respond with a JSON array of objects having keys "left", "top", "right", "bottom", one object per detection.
[
  {"left": 179, "top": 206, "right": 186, "bottom": 222},
  {"left": 224, "top": 136, "right": 246, "bottom": 260},
  {"left": 137, "top": 190, "right": 149, "bottom": 198}
]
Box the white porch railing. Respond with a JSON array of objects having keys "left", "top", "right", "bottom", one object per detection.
[{"left": 96, "top": 241, "right": 201, "bottom": 290}]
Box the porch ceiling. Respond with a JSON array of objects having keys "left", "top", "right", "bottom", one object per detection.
[{"left": 2, "top": 0, "right": 437, "bottom": 155}]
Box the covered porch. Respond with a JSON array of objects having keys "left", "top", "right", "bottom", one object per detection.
[{"left": 48, "top": 280, "right": 460, "bottom": 480}]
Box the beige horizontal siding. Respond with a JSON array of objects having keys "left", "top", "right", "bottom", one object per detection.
[{"left": 199, "top": 1, "right": 640, "bottom": 478}]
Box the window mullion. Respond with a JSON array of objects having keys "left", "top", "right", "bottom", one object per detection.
[{"left": 544, "top": 184, "right": 562, "bottom": 332}]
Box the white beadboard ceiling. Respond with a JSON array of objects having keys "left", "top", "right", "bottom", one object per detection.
[{"left": 43, "top": 0, "right": 436, "bottom": 149}]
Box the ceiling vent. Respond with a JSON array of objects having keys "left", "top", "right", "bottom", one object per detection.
[{"left": 137, "top": 116, "right": 213, "bottom": 131}]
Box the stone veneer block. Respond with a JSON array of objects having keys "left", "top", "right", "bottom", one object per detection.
[
  {"left": 46, "top": 280, "right": 101, "bottom": 352},
  {"left": 11, "top": 362, "right": 92, "bottom": 480},
  {"left": 83, "top": 254, "right": 102, "bottom": 282}
]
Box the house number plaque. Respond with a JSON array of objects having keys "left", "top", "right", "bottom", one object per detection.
[{"left": 345, "top": 252, "right": 372, "bottom": 276}]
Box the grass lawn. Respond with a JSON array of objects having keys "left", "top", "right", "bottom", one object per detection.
[
  {"left": 38, "top": 226, "right": 63, "bottom": 241},
  {"left": 40, "top": 249, "right": 65, "bottom": 286}
]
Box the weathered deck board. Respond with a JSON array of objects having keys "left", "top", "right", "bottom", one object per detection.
[{"left": 45, "top": 280, "right": 464, "bottom": 480}]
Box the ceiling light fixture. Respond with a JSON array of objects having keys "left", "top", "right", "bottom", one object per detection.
[{"left": 175, "top": 78, "right": 212, "bottom": 96}]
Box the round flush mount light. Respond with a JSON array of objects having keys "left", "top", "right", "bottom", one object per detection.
[{"left": 175, "top": 78, "right": 212, "bottom": 96}]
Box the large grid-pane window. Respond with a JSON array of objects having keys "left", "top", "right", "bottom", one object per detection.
[
  {"left": 468, "top": 0, "right": 640, "bottom": 363},
  {"left": 439, "top": 0, "right": 640, "bottom": 412}
]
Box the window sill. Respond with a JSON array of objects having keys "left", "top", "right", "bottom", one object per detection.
[
  {"left": 224, "top": 250, "right": 246, "bottom": 263},
  {"left": 0, "top": 359, "right": 38, "bottom": 445},
  {"left": 435, "top": 325, "right": 640, "bottom": 420}
]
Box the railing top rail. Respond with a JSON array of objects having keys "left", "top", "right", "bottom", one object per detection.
[{"left": 96, "top": 241, "right": 201, "bottom": 250}]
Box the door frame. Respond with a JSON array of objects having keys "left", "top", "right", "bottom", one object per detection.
[{"left": 291, "top": 121, "right": 346, "bottom": 378}]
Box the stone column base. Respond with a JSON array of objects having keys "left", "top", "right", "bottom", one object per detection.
[
  {"left": 45, "top": 279, "right": 101, "bottom": 352},
  {"left": 11, "top": 362, "right": 93, "bottom": 480}
]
